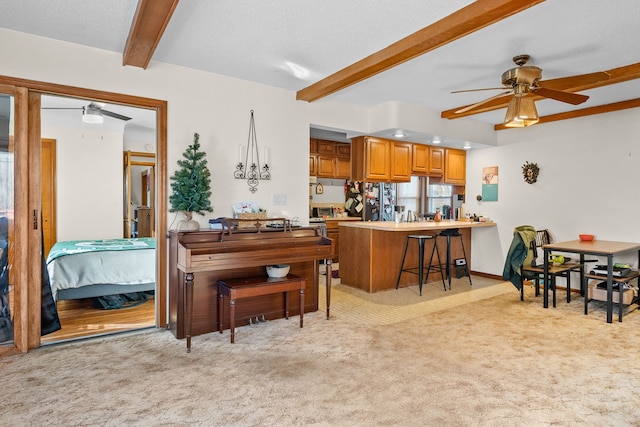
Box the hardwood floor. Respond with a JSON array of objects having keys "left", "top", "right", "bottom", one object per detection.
[{"left": 41, "top": 296, "right": 155, "bottom": 343}]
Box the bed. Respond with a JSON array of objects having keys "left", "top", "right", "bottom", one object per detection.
[{"left": 46, "top": 238, "right": 156, "bottom": 301}]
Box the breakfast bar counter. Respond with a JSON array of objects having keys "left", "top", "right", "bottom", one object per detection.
[{"left": 339, "top": 220, "right": 496, "bottom": 293}]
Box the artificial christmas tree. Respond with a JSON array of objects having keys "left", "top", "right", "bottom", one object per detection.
[{"left": 169, "top": 133, "right": 213, "bottom": 230}]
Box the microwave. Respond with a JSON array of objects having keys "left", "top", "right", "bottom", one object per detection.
[{"left": 312, "top": 207, "right": 333, "bottom": 217}]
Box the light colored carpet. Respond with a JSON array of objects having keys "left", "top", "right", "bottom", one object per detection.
[{"left": 4, "top": 278, "right": 640, "bottom": 426}]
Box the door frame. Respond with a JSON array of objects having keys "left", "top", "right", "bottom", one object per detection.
[{"left": 0, "top": 75, "right": 168, "bottom": 353}]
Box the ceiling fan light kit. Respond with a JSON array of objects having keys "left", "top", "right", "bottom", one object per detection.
[
  {"left": 82, "top": 104, "right": 104, "bottom": 124},
  {"left": 452, "top": 54, "right": 590, "bottom": 127},
  {"left": 504, "top": 94, "right": 539, "bottom": 127}
]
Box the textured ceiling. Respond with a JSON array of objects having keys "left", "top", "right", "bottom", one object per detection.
[{"left": 2, "top": 0, "right": 640, "bottom": 144}]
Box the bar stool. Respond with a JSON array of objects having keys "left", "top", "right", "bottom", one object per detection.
[
  {"left": 428, "top": 228, "right": 472, "bottom": 290},
  {"left": 396, "top": 235, "right": 445, "bottom": 296}
]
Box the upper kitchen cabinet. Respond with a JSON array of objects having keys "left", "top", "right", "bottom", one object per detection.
[
  {"left": 351, "top": 136, "right": 410, "bottom": 182},
  {"left": 429, "top": 147, "right": 445, "bottom": 176},
  {"left": 411, "top": 144, "right": 444, "bottom": 176},
  {"left": 444, "top": 148, "right": 466, "bottom": 185},
  {"left": 310, "top": 139, "right": 351, "bottom": 179},
  {"left": 317, "top": 139, "right": 336, "bottom": 155},
  {"left": 391, "top": 141, "right": 412, "bottom": 181}
]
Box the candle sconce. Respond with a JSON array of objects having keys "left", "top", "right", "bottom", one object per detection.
[{"left": 234, "top": 110, "right": 271, "bottom": 193}]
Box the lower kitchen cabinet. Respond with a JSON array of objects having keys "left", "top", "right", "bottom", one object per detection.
[{"left": 326, "top": 221, "right": 340, "bottom": 263}]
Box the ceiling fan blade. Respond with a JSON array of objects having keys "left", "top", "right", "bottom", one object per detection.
[
  {"left": 533, "top": 87, "right": 588, "bottom": 105},
  {"left": 41, "top": 107, "right": 82, "bottom": 110},
  {"left": 455, "top": 90, "right": 513, "bottom": 114},
  {"left": 451, "top": 87, "right": 510, "bottom": 94},
  {"left": 101, "top": 109, "right": 132, "bottom": 121}
]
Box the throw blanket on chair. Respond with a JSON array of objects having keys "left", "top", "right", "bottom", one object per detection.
[{"left": 502, "top": 225, "right": 537, "bottom": 290}]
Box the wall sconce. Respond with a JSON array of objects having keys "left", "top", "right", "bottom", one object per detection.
[
  {"left": 234, "top": 110, "right": 271, "bottom": 193},
  {"left": 503, "top": 87, "right": 539, "bottom": 127}
]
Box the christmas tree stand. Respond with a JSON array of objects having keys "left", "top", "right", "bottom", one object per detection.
[{"left": 177, "top": 211, "right": 200, "bottom": 231}]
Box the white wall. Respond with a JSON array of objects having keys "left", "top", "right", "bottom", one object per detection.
[
  {"left": 41, "top": 125, "right": 123, "bottom": 240},
  {"left": 3, "top": 28, "right": 639, "bottom": 286},
  {"left": 466, "top": 108, "right": 640, "bottom": 284},
  {"left": 0, "top": 29, "right": 494, "bottom": 227}
]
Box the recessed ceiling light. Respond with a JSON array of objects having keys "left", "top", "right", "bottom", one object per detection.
[
  {"left": 432, "top": 137, "right": 441, "bottom": 144},
  {"left": 463, "top": 143, "right": 471, "bottom": 149},
  {"left": 393, "top": 130, "right": 406, "bottom": 138}
]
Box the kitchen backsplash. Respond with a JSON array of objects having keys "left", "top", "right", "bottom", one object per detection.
[{"left": 309, "top": 178, "right": 346, "bottom": 205}]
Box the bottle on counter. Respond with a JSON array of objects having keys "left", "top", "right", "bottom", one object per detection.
[{"left": 434, "top": 208, "right": 441, "bottom": 222}]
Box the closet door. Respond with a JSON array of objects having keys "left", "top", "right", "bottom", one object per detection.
[
  {"left": 0, "top": 86, "right": 42, "bottom": 354},
  {"left": 0, "top": 89, "right": 16, "bottom": 351}
]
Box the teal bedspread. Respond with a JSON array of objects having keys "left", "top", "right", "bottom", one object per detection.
[{"left": 46, "top": 238, "right": 156, "bottom": 264}]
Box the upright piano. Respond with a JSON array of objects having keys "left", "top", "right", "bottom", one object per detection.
[{"left": 169, "top": 219, "right": 334, "bottom": 350}]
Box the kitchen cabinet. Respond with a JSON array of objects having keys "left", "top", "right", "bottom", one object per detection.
[
  {"left": 411, "top": 144, "right": 429, "bottom": 175},
  {"left": 325, "top": 221, "right": 340, "bottom": 263},
  {"left": 309, "top": 155, "right": 317, "bottom": 176},
  {"left": 317, "top": 155, "right": 336, "bottom": 177},
  {"left": 317, "top": 140, "right": 336, "bottom": 155},
  {"left": 444, "top": 148, "right": 466, "bottom": 185},
  {"left": 391, "top": 141, "right": 412, "bottom": 181},
  {"left": 310, "top": 139, "right": 350, "bottom": 179},
  {"left": 350, "top": 136, "right": 410, "bottom": 182},
  {"left": 429, "top": 147, "right": 445, "bottom": 175},
  {"left": 412, "top": 144, "right": 444, "bottom": 176},
  {"left": 335, "top": 156, "right": 351, "bottom": 179}
]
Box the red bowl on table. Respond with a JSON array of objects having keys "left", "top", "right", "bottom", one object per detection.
[{"left": 579, "top": 234, "right": 595, "bottom": 241}]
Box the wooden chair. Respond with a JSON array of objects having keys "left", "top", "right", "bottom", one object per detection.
[{"left": 520, "top": 229, "right": 583, "bottom": 306}]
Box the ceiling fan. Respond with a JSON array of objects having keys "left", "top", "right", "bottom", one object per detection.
[
  {"left": 42, "top": 102, "right": 132, "bottom": 123},
  {"left": 452, "top": 55, "right": 591, "bottom": 127}
]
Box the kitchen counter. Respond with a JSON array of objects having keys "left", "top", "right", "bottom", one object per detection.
[
  {"left": 321, "top": 217, "right": 362, "bottom": 262},
  {"left": 323, "top": 216, "right": 362, "bottom": 222},
  {"left": 339, "top": 219, "right": 494, "bottom": 231},
  {"left": 339, "top": 220, "right": 496, "bottom": 293}
]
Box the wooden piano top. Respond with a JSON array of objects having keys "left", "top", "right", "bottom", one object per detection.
[{"left": 173, "top": 225, "right": 334, "bottom": 273}]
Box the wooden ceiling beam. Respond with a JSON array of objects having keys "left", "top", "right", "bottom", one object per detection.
[
  {"left": 296, "top": 0, "right": 545, "bottom": 102},
  {"left": 443, "top": 62, "right": 640, "bottom": 119},
  {"left": 494, "top": 97, "right": 640, "bottom": 130},
  {"left": 123, "top": 0, "right": 180, "bottom": 69}
]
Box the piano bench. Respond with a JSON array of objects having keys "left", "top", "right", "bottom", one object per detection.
[{"left": 217, "top": 274, "right": 306, "bottom": 344}]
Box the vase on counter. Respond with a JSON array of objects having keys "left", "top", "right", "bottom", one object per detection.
[{"left": 434, "top": 208, "right": 441, "bottom": 222}]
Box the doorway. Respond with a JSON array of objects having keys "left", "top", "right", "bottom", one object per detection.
[
  {"left": 40, "top": 96, "right": 158, "bottom": 344},
  {"left": 0, "top": 75, "right": 168, "bottom": 353}
]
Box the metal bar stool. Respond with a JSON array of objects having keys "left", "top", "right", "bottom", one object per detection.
[
  {"left": 396, "top": 235, "right": 445, "bottom": 295},
  {"left": 428, "top": 228, "right": 472, "bottom": 290}
]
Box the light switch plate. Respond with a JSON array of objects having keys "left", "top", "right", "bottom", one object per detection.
[{"left": 272, "top": 193, "right": 287, "bottom": 205}]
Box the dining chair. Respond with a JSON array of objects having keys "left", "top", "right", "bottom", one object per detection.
[{"left": 520, "top": 229, "right": 583, "bottom": 306}]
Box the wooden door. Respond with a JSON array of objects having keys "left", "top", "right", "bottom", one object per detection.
[{"left": 41, "top": 139, "right": 56, "bottom": 256}]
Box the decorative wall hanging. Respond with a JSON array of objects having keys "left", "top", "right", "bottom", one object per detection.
[
  {"left": 234, "top": 110, "right": 271, "bottom": 193},
  {"left": 315, "top": 183, "right": 324, "bottom": 194},
  {"left": 481, "top": 166, "right": 498, "bottom": 201},
  {"left": 522, "top": 161, "right": 539, "bottom": 184}
]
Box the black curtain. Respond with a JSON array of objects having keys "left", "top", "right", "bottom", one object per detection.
[
  {"left": 0, "top": 217, "right": 12, "bottom": 341},
  {"left": 0, "top": 216, "right": 61, "bottom": 343},
  {"left": 40, "top": 222, "right": 61, "bottom": 336}
]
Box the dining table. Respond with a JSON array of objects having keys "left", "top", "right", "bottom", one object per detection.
[{"left": 542, "top": 239, "right": 640, "bottom": 323}]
